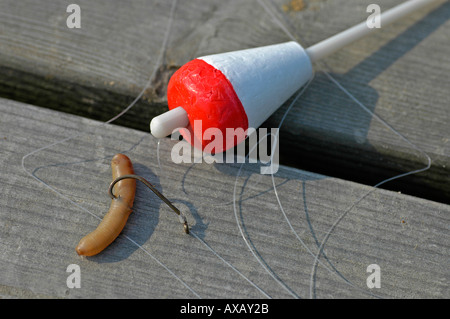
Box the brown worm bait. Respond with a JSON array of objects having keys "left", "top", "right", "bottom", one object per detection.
[{"left": 76, "top": 153, "right": 189, "bottom": 257}]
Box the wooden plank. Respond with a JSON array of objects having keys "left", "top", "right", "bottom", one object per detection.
[
  {"left": 0, "top": 0, "right": 448, "bottom": 201},
  {"left": 0, "top": 98, "right": 448, "bottom": 299},
  {"left": 267, "top": 0, "right": 450, "bottom": 203}
]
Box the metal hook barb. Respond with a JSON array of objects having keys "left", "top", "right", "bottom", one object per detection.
[{"left": 108, "top": 174, "right": 189, "bottom": 234}]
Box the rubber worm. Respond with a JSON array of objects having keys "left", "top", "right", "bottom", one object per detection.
[{"left": 76, "top": 153, "right": 136, "bottom": 256}]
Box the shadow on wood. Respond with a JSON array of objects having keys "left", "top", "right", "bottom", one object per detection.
[{"left": 267, "top": 1, "right": 450, "bottom": 203}]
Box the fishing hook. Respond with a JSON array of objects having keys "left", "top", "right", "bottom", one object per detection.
[{"left": 108, "top": 174, "right": 189, "bottom": 234}]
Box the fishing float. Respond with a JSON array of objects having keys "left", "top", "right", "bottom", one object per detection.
[{"left": 150, "top": 0, "right": 438, "bottom": 153}]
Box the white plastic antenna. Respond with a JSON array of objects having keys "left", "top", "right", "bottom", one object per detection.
[
  {"left": 150, "top": 0, "right": 438, "bottom": 138},
  {"left": 305, "top": 0, "right": 436, "bottom": 62}
]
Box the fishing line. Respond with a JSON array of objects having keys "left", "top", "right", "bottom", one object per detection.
[
  {"left": 231, "top": 74, "right": 379, "bottom": 299},
  {"left": 190, "top": 231, "right": 271, "bottom": 298},
  {"left": 253, "top": 0, "right": 382, "bottom": 298},
  {"left": 232, "top": 155, "right": 300, "bottom": 298},
  {"left": 20, "top": 0, "right": 202, "bottom": 298},
  {"left": 308, "top": 71, "right": 431, "bottom": 299},
  {"left": 155, "top": 90, "right": 273, "bottom": 299},
  {"left": 267, "top": 76, "right": 384, "bottom": 299},
  {"left": 22, "top": 0, "right": 269, "bottom": 299},
  {"left": 256, "top": 0, "right": 432, "bottom": 299},
  {"left": 196, "top": 65, "right": 312, "bottom": 298}
]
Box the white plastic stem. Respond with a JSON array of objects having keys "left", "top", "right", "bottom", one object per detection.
[
  {"left": 149, "top": 106, "right": 189, "bottom": 138},
  {"left": 306, "top": 0, "right": 437, "bottom": 63}
]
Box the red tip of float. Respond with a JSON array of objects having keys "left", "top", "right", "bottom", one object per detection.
[{"left": 167, "top": 59, "right": 248, "bottom": 154}]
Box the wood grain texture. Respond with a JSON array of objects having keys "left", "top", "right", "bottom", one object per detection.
[
  {"left": 0, "top": 98, "right": 448, "bottom": 298},
  {"left": 0, "top": 1, "right": 448, "bottom": 198},
  {"left": 264, "top": 0, "right": 450, "bottom": 203}
]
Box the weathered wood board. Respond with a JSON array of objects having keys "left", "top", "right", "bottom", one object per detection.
[
  {"left": 0, "top": 0, "right": 448, "bottom": 203},
  {"left": 0, "top": 98, "right": 448, "bottom": 298}
]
